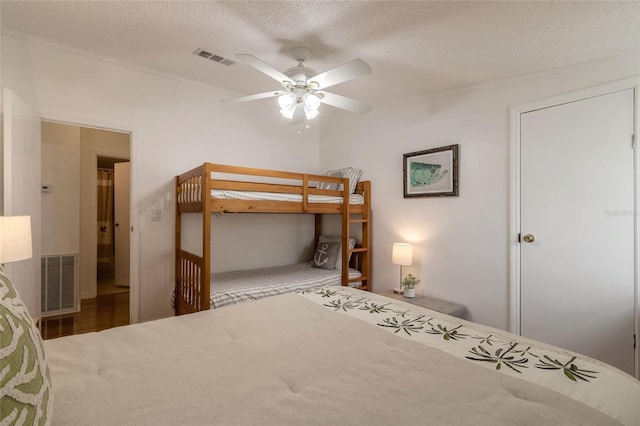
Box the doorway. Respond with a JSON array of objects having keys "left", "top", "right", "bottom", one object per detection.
[
  {"left": 97, "top": 157, "right": 130, "bottom": 296},
  {"left": 40, "top": 121, "right": 132, "bottom": 334},
  {"left": 510, "top": 81, "right": 638, "bottom": 377}
]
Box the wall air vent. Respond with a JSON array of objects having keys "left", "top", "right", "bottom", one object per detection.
[
  {"left": 193, "top": 48, "right": 234, "bottom": 66},
  {"left": 41, "top": 254, "right": 79, "bottom": 316}
]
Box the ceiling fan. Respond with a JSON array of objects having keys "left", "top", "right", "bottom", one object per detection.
[{"left": 222, "top": 47, "right": 372, "bottom": 124}]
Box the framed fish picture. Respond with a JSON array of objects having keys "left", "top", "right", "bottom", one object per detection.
[{"left": 403, "top": 144, "right": 458, "bottom": 197}]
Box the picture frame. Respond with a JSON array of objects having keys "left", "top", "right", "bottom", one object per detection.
[{"left": 403, "top": 144, "right": 458, "bottom": 198}]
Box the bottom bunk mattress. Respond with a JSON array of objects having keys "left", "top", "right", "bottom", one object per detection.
[{"left": 210, "top": 262, "right": 362, "bottom": 308}]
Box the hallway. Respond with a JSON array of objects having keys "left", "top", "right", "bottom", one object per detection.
[{"left": 41, "top": 281, "right": 129, "bottom": 340}]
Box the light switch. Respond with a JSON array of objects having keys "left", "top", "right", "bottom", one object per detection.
[{"left": 151, "top": 209, "right": 161, "bottom": 221}]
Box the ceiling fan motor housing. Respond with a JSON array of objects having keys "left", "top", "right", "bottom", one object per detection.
[
  {"left": 284, "top": 66, "right": 317, "bottom": 86},
  {"left": 285, "top": 46, "right": 317, "bottom": 86}
]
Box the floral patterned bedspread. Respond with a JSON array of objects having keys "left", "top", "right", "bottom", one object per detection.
[{"left": 298, "top": 287, "right": 640, "bottom": 426}]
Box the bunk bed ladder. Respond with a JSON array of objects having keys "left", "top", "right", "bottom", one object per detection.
[{"left": 345, "top": 180, "right": 371, "bottom": 291}]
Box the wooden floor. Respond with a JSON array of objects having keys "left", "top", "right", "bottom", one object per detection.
[{"left": 41, "top": 292, "right": 130, "bottom": 340}]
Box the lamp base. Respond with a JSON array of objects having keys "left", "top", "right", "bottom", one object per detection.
[{"left": 393, "top": 287, "right": 404, "bottom": 294}]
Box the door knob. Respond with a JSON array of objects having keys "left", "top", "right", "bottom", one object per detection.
[
  {"left": 522, "top": 234, "right": 535, "bottom": 243},
  {"left": 114, "top": 222, "right": 120, "bottom": 227}
]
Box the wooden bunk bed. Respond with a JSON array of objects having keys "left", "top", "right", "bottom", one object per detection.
[{"left": 174, "top": 163, "right": 371, "bottom": 315}]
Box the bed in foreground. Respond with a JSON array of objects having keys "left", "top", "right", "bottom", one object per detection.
[
  {"left": 42, "top": 287, "right": 639, "bottom": 425},
  {"left": 3, "top": 266, "right": 638, "bottom": 426}
]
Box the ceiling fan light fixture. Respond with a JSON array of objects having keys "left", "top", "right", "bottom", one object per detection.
[
  {"left": 304, "top": 108, "right": 319, "bottom": 120},
  {"left": 280, "top": 105, "right": 296, "bottom": 119},
  {"left": 224, "top": 48, "right": 371, "bottom": 122},
  {"left": 277, "top": 92, "right": 296, "bottom": 110},
  {"left": 290, "top": 104, "right": 306, "bottom": 125},
  {"left": 303, "top": 92, "right": 320, "bottom": 111},
  {"left": 302, "top": 92, "right": 320, "bottom": 120},
  {"left": 278, "top": 92, "right": 297, "bottom": 119}
]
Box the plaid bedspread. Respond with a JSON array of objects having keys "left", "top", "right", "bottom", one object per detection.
[{"left": 211, "top": 263, "right": 361, "bottom": 308}]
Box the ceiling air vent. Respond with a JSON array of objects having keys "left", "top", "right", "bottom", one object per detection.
[{"left": 193, "top": 48, "right": 234, "bottom": 66}]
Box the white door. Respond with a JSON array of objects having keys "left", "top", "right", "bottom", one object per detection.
[
  {"left": 520, "top": 88, "right": 635, "bottom": 375},
  {"left": 114, "top": 162, "right": 130, "bottom": 287},
  {"left": 2, "top": 89, "right": 41, "bottom": 318}
]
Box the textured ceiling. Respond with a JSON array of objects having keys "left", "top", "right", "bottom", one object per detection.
[{"left": 2, "top": 1, "right": 640, "bottom": 109}]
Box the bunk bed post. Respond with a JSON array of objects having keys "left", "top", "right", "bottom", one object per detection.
[
  {"left": 314, "top": 214, "right": 322, "bottom": 247},
  {"left": 201, "top": 164, "right": 212, "bottom": 310},
  {"left": 341, "top": 179, "right": 350, "bottom": 287},
  {"left": 362, "top": 180, "right": 371, "bottom": 290},
  {"left": 175, "top": 175, "right": 181, "bottom": 316},
  {"left": 302, "top": 175, "right": 309, "bottom": 212}
]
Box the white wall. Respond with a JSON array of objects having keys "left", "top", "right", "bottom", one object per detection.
[
  {"left": 41, "top": 121, "right": 80, "bottom": 255},
  {"left": 2, "top": 33, "right": 321, "bottom": 321},
  {"left": 2, "top": 88, "right": 42, "bottom": 318},
  {"left": 319, "top": 53, "right": 640, "bottom": 330}
]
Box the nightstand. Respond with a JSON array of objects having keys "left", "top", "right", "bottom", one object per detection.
[{"left": 379, "top": 291, "right": 467, "bottom": 318}]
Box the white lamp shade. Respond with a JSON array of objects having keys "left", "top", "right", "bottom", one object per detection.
[
  {"left": 392, "top": 243, "right": 413, "bottom": 266},
  {"left": 277, "top": 92, "right": 296, "bottom": 110},
  {"left": 303, "top": 93, "right": 321, "bottom": 111},
  {"left": 279, "top": 91, "right": 321, "bottom": 122},
  {"left": 303, "top": 107, "right": 319, "bottom": 120},
  {"left": 0, "top": 216, "right": 33, "bottom": 263}
]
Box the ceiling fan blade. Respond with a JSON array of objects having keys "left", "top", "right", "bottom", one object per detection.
[
  {"left": 309, "top": 59, "right": 371, "bottom": 90},
  {"left": 318, "top": 92, "right": 371, "bottom": 114},
  {"left": 235, "top": 54, "right": 294, "bottom": 88},
  {"left": 222, "top": 90, "right": 285, "bottom": 104}
]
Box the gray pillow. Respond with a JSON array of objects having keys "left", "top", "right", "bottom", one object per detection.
[
  {"left": 318, "top": 235, "right": 356, "bottom": 270},
  {"left": 311, "top": 241, "right": 341, "bottom": 270}
]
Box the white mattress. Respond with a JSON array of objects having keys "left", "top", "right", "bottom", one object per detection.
[
  {"left": 211, "top": 262, "right": 362, "bottom": 308},
  {"left": 211, "top": 189, "right": 364, "bottom": 204}
]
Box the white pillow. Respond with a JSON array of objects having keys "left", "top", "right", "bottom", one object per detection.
[
  {"left": 316, "top": 169, "right": 343, "bottom": 191},
  {"left": 316, "top": 167, "right": 362, "bottom": 194},
  {"left": 342, "top": 167, "right": 362, "bottom": 194}
]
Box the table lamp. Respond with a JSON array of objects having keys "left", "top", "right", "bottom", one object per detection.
[
  {"left": 0, "top": 215, "right": 33, "bottom": 266},
  {"left": 392, "top": 242, "right": 413, "bottom": 294}
]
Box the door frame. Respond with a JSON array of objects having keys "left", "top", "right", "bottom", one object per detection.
[
  {"left": 41, "top": 113, "right": 140, "bottom": 324},
  {"left": 509, "top": 77, "right": 640, "bottom": 377}
]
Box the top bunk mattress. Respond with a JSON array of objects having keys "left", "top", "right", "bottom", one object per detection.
[
  {"left": 211, "top": 190, "right": 364, "bottom": 205},
  {"left": 211, "top": 262, "right": 362, "bottom": 308}
]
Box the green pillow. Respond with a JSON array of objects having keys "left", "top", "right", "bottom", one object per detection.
[{"left": 0, "top": 267, "right": 53, "bottom": 425}]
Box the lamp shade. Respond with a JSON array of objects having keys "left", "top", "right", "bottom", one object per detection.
[
  {"left": 0, "top": 216, "right": 33, "bottom": 264},
  {"left": 302, "top": 93, "right": 320, "bottom": 120},
  {"left": 392, "top": 243, "right": 413, "bottom": 266}
]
